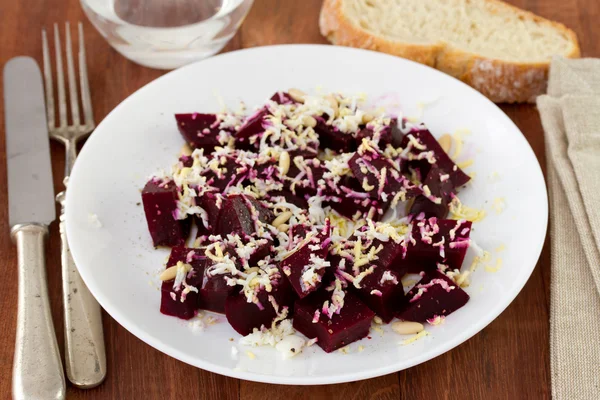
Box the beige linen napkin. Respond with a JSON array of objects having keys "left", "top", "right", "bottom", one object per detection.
[{"left": 538, "top": 58, "right": 600, "bottom": 399}]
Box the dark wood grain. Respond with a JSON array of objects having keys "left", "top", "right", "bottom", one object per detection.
[{"left": 0, "top": 0, "right": 597, "bottom": 399}]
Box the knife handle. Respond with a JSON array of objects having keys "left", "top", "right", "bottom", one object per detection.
[
  {"left": 57, "top": 192, "right": 107, "bottom": 388},
  {"left": 11, "top": 224, "right": 65, "bottom": 400}
]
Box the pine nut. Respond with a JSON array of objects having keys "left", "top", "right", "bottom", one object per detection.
[
  {"left": 392, "top": 321, "right": 424, "bottom": 335},
  {"left": 303, "top": 115, "right": 317, "bottom": 128},
  {"left": 180, "top": 143, "right": 193, "bottom": 156},
  {"left": 159, "top": 263, "right": 191, "bottom": 281},
  {"left": 438, "top": 134, "right": 452, "bottom": 153},
  {"left": 159, "top": 266, "right": 178, "bottom": 281},
  {"left": 362, "top": 113, "right": 374, "bottom": 124},
  {"left": 277, "top": 223, "right": 289, "bottom": 232},
  {"left": 288, "top": 88, "right": 306, "bottom": 103},
  {"left": 272, "top": 211, "right": 293, "bottom": 228},
  {"left": 326, "top": 94, "right": 338, "bottom": 116},
  {"left": 279, "top": 151, "right": 290, "bottom": 175},
  {"left": 373, "top": 316, "right": 383, "bottom": 324}
]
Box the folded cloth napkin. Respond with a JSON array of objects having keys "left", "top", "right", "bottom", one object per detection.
[{"left": 538, "top": 57, "right": 600, "bottom": 399}]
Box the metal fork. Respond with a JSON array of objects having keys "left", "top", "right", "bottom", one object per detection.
[{"left": 42, "top": 22, "right": 107, "bottom": 389}]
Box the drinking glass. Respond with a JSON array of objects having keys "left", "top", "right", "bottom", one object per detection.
[{"left": 81, "top": 0, "right": 254, "bottom": 69}]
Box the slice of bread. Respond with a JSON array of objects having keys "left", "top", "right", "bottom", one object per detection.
[{"left": 320, "top": 0, "right": 580, "bottom": 103}]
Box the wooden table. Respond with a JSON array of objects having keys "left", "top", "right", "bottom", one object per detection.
[{"left": 0, "top": 0, "right": 597, "bottom": 398}]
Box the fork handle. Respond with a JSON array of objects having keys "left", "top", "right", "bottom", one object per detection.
[
  {"left": 11, "top": 224, "right": 65, "bottom": 400},
  {"left": 58, "top": 192, "right": 107, "bottom": 388}
]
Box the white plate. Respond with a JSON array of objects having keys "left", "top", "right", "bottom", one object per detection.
[{"left": 66, "top": 45, "right": 547, "bottom": 385}]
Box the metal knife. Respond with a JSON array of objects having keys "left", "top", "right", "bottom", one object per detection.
[{"left": 4, "top": 57, "right": 66, "bottom": 400}]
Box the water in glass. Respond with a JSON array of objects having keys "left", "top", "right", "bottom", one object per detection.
[{"left": 81, "top": 0, "right": 254, "bottom": 69}]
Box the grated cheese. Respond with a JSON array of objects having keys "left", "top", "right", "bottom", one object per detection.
[
  {"left": 449, "top": 197, "right": 486, "bottom": 222},
  {"left": 401, "top": 330, "right": 430, "bottom": 345}
]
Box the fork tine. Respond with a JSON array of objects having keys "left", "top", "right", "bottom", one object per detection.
[
  {"left": 41, "top": 29, "right": 55, "bottom": 131},
  {"left": 54, "top": 24, "right": 68, "bottom": 130},
  {"left": 78, "top": 22, "right": 94, "bottom": 129},
  {"left": 65, "top": 22, "right": 81, "bottom": 128}
]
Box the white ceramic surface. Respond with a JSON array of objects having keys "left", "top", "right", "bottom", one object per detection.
[{"left": 65, "top": 45, "right": 548, "bottom": 385}]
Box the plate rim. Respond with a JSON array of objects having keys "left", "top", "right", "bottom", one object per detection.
[{"left": 66, "top": 44, "right": 549, "bottom": 385}]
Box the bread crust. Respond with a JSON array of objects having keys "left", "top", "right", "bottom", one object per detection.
[{"left": 319, "top": 0, "right": 581, "bottom": 103}]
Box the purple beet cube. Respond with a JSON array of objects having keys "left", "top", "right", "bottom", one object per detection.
[
  {"left": 409, "top": 164, "right": 455, "bottom": 219},
  {"left": 287, "top": 158, "right": 327, "bottom": 199},
  {"left": 314, "top": 117, "right": 355, "bottom": 153},
  {"left": 198, "top": 272, "right": 234, "bottom": 314},
  {"left": 234, "top": 108, "right": 269, "bottom": 149},
  {"left": 397, "top": 270, "right": 469, "bottom": 322},
  {"left": 142, "top": 179, "right": 191, "bottom": 247},
  {"left": 355, "top": 118, "right": 394, "bottom": 148},
  {"left": 179, "top": 155, "right": 193, "bottom": 168},
  {"left": 245, "top": 237, "right": 274, "bottom": 267},
  {"left": 267, "top": 189, "right": 308, "bottom": 209},
  {"left": 160, "top": 247, "right": 205, "bottom": 320},
  {"left": 340, "top": 232, "right": 406, "bottom": 322},
  {"left": 215, "top": 194, "right": 274, "bottom": 237},
  {"left": 351, "top": 267, "right": 405, "bottom": 323},
  {"left": 326, "top": 177, "right": 384, "bottom": 221},
  {"left": 175, "top": 113, "right": 228, "bottom": 153},
  {"left": 195, "top": 193, "right": 221, "bottom": 237},
  {"left": 293, "top": 290, "right": 375, "bottom": 353},
  {"left": 269, "top": 91, "right": 295, "bottom": 105},
  {"left": 280, "top": 224, "right": 331, "bottom": 298},
  {"left": 201, "top": 154, "right": 248, "bottom": 192},
  {"left": 348, "top": 148, "right": 421, "bottom": 203},
  {"left": 400, "top": 128, "right": 470, "bottom": 188},
  {"left": 225, "top": 271, "right": 297, "bottom": 336},
  {"left": 401, "top": 218, "right": 472, "bottom": 274}
]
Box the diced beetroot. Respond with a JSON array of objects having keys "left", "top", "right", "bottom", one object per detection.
[
  {"left": 293, "top": 290, "right": 374, "bottom": 353},
  {"left": 160, "top": 247, "right": 205, "bottom": 320},
  {"left": 225, "top": 271, "right": 297, "bottom": 336},
  {"left": 314, "top": 117, "right": 355, "bottom": 153},
  {"left": 401, "top": 218, "right": 472, "bottom": 274},
  {"left": 336, "top": 230, "right": 406, "bottom": 322},
  {"left": 267, "top": 189, "right": 308, "bottom": 209},
  {"left": 215, "top": 194, "right": 273, "bottom": 236},
  {"left": 397, "top": 270, "right": 469, "bottom": 322},
  {"left": 201, "top": 154, "right": 248, "bottom": 192},
  {"left": 287, "top": 157, "right": 327, "bottom": 199},
  {"left": 175, "top": 113, "right": 227, "bottom": 153},
  {"left": 179, "top": 155, "right": 193, "bottom": 168},
  {"left": 348, "top": 147, "right": 421, "bottom": 203},
  {"left": 409, "top": 165, "right": 455, "bottom": 219},
  {"left": 270, "top": 91, "right": 294, "bottom": 105},
  {"left": 326, "top": 177, "right": 384, "bottom": 221},
  {"left": 280, "top": 223, "right": 331, "bottom": 298},
  {"left": 198, "top": 272, "right": 233, "bottom": 314},
  {"left": 289, "top": 145, "right": 319, "bottom": 160},
  {"left": 400, "top": 128, "right": 470, "bottom": 188},
  {"left": 252, "top": 156, "right": 283, "bottom": 185},
  {"left": 409, "top": 196, "right": 446, "bottom": 220},
  {"left": 245, "top": 237, "right": 274, "bottom": 267},
  {"left": 351, "top": 267, "right": 405, "bottom": 323},
  {"left": 290, "top": 224, "right": 311, "bottom": 241},
  {"left": 195, "top": 192, "right": 221, "bottom": 237},
  {"left": 141, "top": 179, "right": 191, "bottom": 247},
  {"left": 355, "top": 118, "right": 394, "bottom": 148},
  {"left": 234, "top": 108, "right": 268, "bottom": 148}
]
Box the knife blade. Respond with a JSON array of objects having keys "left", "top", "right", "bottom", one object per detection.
[
  {"left": 5, "top": 56, "right": 56, "bottom": 227},
  {"left": 4, "top": 56, "right": 65, "bottom": 400}
]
